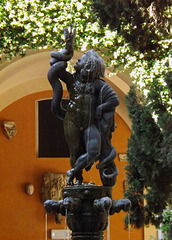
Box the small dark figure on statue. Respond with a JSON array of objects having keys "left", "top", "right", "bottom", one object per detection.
[{"left": 47, "top": 27, "right": 119, "bottom": 187}]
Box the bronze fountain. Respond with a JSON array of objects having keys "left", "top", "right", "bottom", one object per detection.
[{"left": 44, "top": 27, "right": 131, "bottom": 240}]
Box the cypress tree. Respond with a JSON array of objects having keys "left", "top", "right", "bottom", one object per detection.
[{"left": 124, "top": 72, "right": 172, "bottom": 228}]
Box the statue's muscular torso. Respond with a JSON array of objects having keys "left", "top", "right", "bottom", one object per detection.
[{"left": 66, "top": 80, "right": 97, "bottom": 130}]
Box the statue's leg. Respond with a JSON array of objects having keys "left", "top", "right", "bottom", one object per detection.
[
  {"left": 64, "top": 118, "right": 84, "bottom": 185},
  {"left": 74, "top": 125, "right": 101, "bottom": 172}
]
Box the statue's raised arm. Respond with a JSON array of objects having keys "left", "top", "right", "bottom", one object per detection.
[
  {"left": 63, "top": 26, "right": 76, "bottom": 55},
  {"left": 50, "top": 26, "right": 76, "bottom": 65},
  {"left": 47, "top": 27, "right": 76, "bottom": 120}
]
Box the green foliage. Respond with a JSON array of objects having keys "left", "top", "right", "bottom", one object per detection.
[
  {"left": 159, "top": 209, "right": 172, "bottom": 240},
  {"left": 124, "top": 81, "right": 172, "bottom": 228},
  {"left": 0, "top": 0, "right": 129, "bottom": 63},
  {"left": 1, "top": 0, "right": 170, "bottom": 75},
  {"left": 91, "top": 0, "right": 172, "bottom": 58}
]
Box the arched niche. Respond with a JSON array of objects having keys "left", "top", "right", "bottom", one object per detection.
[{"left": 0, "top": 51, "right": 131, "bottom": 128}]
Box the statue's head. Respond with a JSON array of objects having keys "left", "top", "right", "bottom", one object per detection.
[{"left": 74, "top": 49, "right": 105, "bottom": 81}]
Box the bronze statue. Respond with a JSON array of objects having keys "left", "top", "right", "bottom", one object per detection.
[{"left": 47, "top": 27, "right": 119, "bottom": 186}]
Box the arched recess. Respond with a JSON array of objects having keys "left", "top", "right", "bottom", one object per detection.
[{"left": 0, "top": 51, "right": 132, "bottom": 128}]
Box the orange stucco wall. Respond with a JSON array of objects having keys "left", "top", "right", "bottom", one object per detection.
[{"left": 0, "top": 90, "right": 143, "bottom": 240}]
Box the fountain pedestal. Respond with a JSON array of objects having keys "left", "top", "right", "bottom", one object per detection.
[
  {"left": 44, "top": 184, "right": 131, "bottom": 240},
  {"left": 63, "top": 185, "right": 112, "bottom": 240}
]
